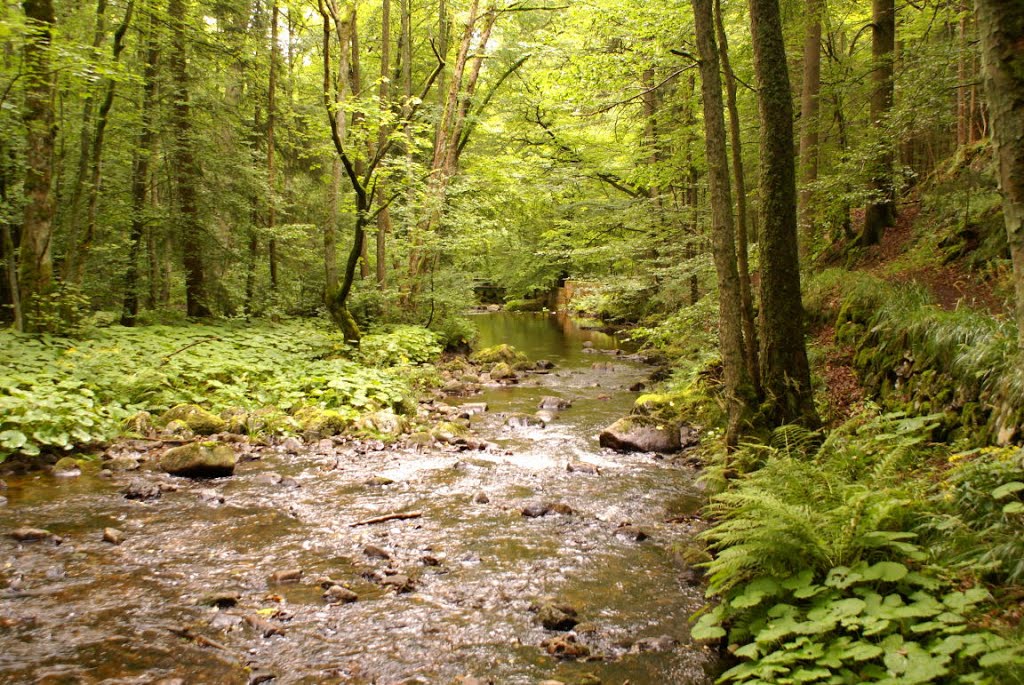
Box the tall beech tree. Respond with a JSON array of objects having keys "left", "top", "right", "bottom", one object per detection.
[
  {"left": 692, "top": 0, "right": 755, "bottom": 445},
  {"left": 977, "top": 0, "right": 1024, "bottom": 345},
  {"left": 18, "top": 0, "right": 58, "bottom": 332},
  {"left": 860, "top": 0, "right": 896, "bottom": 246},
  {"left": 748, "top": 0, "right": 819, "bottom": 426}
]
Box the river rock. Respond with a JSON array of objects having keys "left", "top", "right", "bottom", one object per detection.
[
  {"left": 630, "top": 635, "right": 677, "bottom": 653},
  {"left": 459, "top": 402, "right": 488, "bottom": 417},
  {"left": 363, "top": 544, "right": 392, "bottom": 560},
  {"left": 104, "top": 456, "right": 140, "bottom": 472},
  {"left": 122, "top": 479, "right": 175, "bottom": 501},
  {"left": 521, "top": 502, "right": 572, "bottom": 518},
  {"left": 380, "top": 574, "right": 414, "bottom": 593},
  {"left": 541, "top": 634, "right": 590, "bottom": 659},
  {"left": 356, "top": 410, "right": 408, "bottom": 437},
  {"left": 269, "top": 569, "right": 303, "bottom": 583},
  {"left": 52, "top": 457, "right": 81, "bottom": 477},
  {"left": 365, "top": 475, "right": 395, "bottom": 486},
  {"left": 160, "top": 442, "right": 237, "bottom": 478},
  {"left": 538, "top": 396, "right": 572, "bottom": 410},
  {"left": 406, "top": 431, "right": 434, "bottom": 449},
  {"left": 199, "top": 590, "right": 240, "bottom": 607},
  {"left": 615, "top": 525, "right": 650, "bottom": 542},
  {"left": 489, "top": 362, "right": 516, "bottom": 381},
  {"left": 629, "top": 382, "right": 646, "bottom": 392},
  {"left": 599, "top": 416, "right": 681, "bottom": 453},
  {"left": 582, "top": 341, "right": 593, "bottom": 349},
  {"left": 279, "top": 436, "right": 303, "bottom": 454},
  {"left": 537, "top": 603, "right": 579, "bottom": 631},
  {"left": 323, "top": 584, "right": 358, "bottom": 604},
  {"left": 566, "top": 461, "right": 600, "bottom": 475},
  {"left": 248, "top": 670, "right": 276, "bottom": 685},
  {"left": 473, "top": 491, "right": 490, "bottom": 504},
  {"left": 254, "top": 471, "right": 283, "bottom": 485},
  {"left": 10, "top": 527, "right": 51, "bottom": 542},
  {"left": 197, "top": 488, "right": 225, "bottom": 505},
  {"left": 536, "top": 360, "right": 556, "bottom": 370},
  {"left": 161, "top": 404, "right": 226, "bottom": 435},
  {"left": 471, "top": 344, "right": 528, "bottom": 366},
  {"left": 102, "top": 527, "right": 126, "bottom": 545},
  {"left": 505, "top": 413, "right": 545, "bottom": 429},
  {"left": 123, "top": 411, "right": 155, "bottom": 436}
]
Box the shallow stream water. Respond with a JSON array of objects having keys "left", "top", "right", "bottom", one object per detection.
[{"left": 0, "top": 312, "right": 717, "bottom": 685}]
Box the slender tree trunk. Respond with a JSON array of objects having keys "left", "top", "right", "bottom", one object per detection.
[
  {"left": 748, "top": 0, "right": 819, "bottom": 426},
  {"left": 122, "top": 8, "right": 158, "bottom": 326},
  {"left": 797, "top": 0, "right": 822, "bottom": 252},
  {"left": 715, "top": 0, "right": 759, "bottom": 389},
  {"left": 376, "top": 0, "right": 392, "bottom": 290},
  {"left": 693, "top": 0, "right": 756, "bottom": 445},
  {"left": 168, "top": 0, "right": 211, "bottom": 317},
  {"left": 976, "top": 0, "right": 1024, "bottom": 345},
  {"left": 18, "top": 0, "right": 57, "bottom": 332},
  {"left": 69, "top": 0, "right": 134, "bottom": 287},
  {"left": 267, "top": 0, "right": 279, "bottom": 292},
  {"left": 62, "top": 0, "right": 106, "bottom": 282},
  {"left": 348, "top": 7, "right": 370, "bottom": 282},
  {"left": 860, "top": 0, "right": 896, "bottom": 246}
]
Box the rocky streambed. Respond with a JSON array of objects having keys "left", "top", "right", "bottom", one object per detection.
[{"left": 0, "top": 312, "right": 718, "bottom": 685}]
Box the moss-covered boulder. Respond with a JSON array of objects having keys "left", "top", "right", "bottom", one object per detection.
[
  {"left": 355, "top": 410, "right": 408, "bottom": 438},
  {"left": 160, "top": 404, "right": 226, "bottom": 435},
  {"left": 160, "top": 419, "right": 194, "bottom": 440},
  {"left": 633, "top": 393, "right": 684, "bottom": 423},
  {"left": 490, "top": 362, "right": 517, "bottom": 381},
  {"left": 471, "top": 344, "right": 528, "bottom": 366},
  {"left": 599, "top": 415, "right": 681, "bottom": 453},
  {"left": 293, "top": 406, "right": 351, "bottom": 438},
  {"left": 160, "top": 442, "right": 236, "bottom": 478},
  {"left": 123, "top": 411, "right": 155, "bottom": 436},
  {"left": 53, "top": 457, "right": 82, "bottom": 476}
]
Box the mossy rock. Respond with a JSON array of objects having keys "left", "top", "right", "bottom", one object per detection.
[
  {"left": 160, "top": 419, "right": 194, "bottom": 440},
  {"left": 490, "top": 362, "right": 517, "bottom": 380},
  {"left": 599, "top": 415, "right": 681, "bottom": 453},
  {"left": 160, "top": 442, "right": 236, "bottom": 478},
  {"left": 471, "top": 344, "right": 528, "bottom": 366},
  {"left": 160, "top": 404, "right": 226, "bottom": 435},
  {"left": 293, "top": 406, "right": 351, "bottom": 438},
  {"left": 53, "top": 457, "right": 82, "bottom": 474},
  {"left": 632, "top": 393, "right": 685, "bottom": 423},
  {"left": 355, "top": 410, "right": 408, "bottom": 438},
  {"left": 431, "top": 421, "right": 470, "bottom": 443},
  {"left": 123, "top": 411, "right": 155, "bottom": 436}
]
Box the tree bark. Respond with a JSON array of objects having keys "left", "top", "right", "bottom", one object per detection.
[
  {"left": 797, "top": 0, "right": 822, "bottom": 252},
  {"left": 715, "top": 0, "right": 759, "bottom": 389},
  {"left": 692, "top": 0, "right": 756, "bottom": 445},
  {"left": 267, "top": 0, "right": 279, "bottom": 292},
  {"left": 748, "top": 0, "right": 819, "bottom": 426},
  {"left": 168, "top": 0, "right": 211, "bottom": 317},
  {"left": 18, "top": 0, "right": 57, "bottom": 332},
  {"left": 376, "top": 0, "right": 392, "bottom": 290},
  {"left": 122, "top": 7, "right": 158, "bottom": 326},
  {"left": 860, "top": 0, "right": 896, "bottom": 246},
  {"left": 976, "top": 0, "right": 1024, "bottom": 345}
]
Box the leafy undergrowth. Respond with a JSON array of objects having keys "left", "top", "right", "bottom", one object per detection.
[
  {"left": 694, "top": 413, "right": 1024, "bottom": 685},
  {"left": 0, "top": 320, "right": 442, "bottom": 461}
]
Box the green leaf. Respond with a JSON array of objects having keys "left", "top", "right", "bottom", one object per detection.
[
  {"left": 1003, "top": 501, "right": 1024, "bottom": 514},
  {"left": 861, "top": 561, "right": 908, "bottom": 583},
  {"left": 991, "top": 481, "right": 1024, "bottom": 499},
  {"left": 0, "top": 429, "right": 27, "bottom": 449}
]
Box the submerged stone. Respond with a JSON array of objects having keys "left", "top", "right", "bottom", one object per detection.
[{"left": 160, "top": 442, "right": 236, "bottom": 478}]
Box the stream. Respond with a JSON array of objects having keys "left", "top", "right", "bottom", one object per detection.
[{"left": 0, "top": 312, "right": 718, "bottom": 685}]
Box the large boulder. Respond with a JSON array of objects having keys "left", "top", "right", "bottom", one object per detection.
[
  {"left": 490, "top": 362, "right": 517, "bottom": 381},
  {"left": 599, "top": 415, "right": 681, "bottom": 453},
  {"left": 160, "top": 442, "right": 237, "bottom": 478},
  {"left": 355, "top": 410, "right": 408, "bottom": 438},
  {"left": 160, "top": 404, "right": 226, "bottom": 435}
]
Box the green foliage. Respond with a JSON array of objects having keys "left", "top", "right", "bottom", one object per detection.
[
  {"left": 697, "top": 413, "right": 1024, "bottom": 684},
  {"left": 0, "top": 319, "right": 419, "bottom": 462},
  {"left": 358, "top": 325, "right": 442, "bottom": 367}
]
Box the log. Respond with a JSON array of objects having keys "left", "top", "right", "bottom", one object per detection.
[{"left": 348, "top": 511, "right": 423, "bottom": 527}]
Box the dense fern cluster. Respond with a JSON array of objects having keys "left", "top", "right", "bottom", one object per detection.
[{"left": 695, "top": 413, "right": 1024, "bottom": 684}]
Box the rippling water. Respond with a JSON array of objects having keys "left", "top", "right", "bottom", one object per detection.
[{"left": 0, "top": 312, "right": 717, "bottom": 684}]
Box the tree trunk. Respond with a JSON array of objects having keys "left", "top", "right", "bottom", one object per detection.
[
  {"left": 748, "top": 0, "right": 819, "bottom": 426},
  {"left": 376, "top": 0, "right": 392, "bottom": 290},
  {"left": 168, "top": 0, "right": 211, "bottom": 317},
  {"left": 692, "top": 0, "right": 756, "bottom": 445},
  {"left": 715, "top": 0, "right": 759, "bottom": 389},
  {"left": 860, "top": 0, "right": 896, "bottom": 246},
  {"left": 122, "top": 7, "right": 158, "bottom": 326},
  {"left": 976, "top": 0, "right": 1024, "bottom": 345},
  {"left": 18, "top": 0, "right": 57, "bottom": 333},
  {"left": 797, "top": 0, "right": 822, "bottom": 253},
  {"left": 70, "top": 0, "right": 134, "bottom": 287},
  {"left": 267, "top": 0, "right": 279, "bottom": 292}
]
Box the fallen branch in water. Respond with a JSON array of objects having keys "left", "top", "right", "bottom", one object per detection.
[
  {"left": 167, "top": 625, "right": 231, "bottom": 651},
  {"left": 349, "top": 511, "right": 423, "bottom": 527}
]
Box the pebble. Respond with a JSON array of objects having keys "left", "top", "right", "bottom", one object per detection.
[
  {"left": 537, "top": 603, "right": 579, "bottom": 631},
  {"left": 254, "top": 472, "right": 283, "bottom": 485},
  {"left": 472, "top": 491, "right": 490, "bottom": 504},
  {"left": 103, "top": 527, "right": 126, "bottom": 545},
  {"left": 541, "top": 634, "right": 590, "bottom": 659},
  {"left": 323, "top": 584, "right": 358, "bottom": 604},
  {"left": 279, "top": 437, "right": 303, "bottom": 454},
  {"left": 363, "top": 544, "right": 392, "bottom": 560},
  {"left": 365, "top": 475, "right": 395, "bottom": 486},
  {"left": 566, "top": 462, "right": 600, "bottom": 475},
  {"left": 269, "top": 569, "right": 303, "bottom": 583},
  {"left": 196, "top": 489, "right": 225, "bottom": 505},
  {"left": 380, "top": 574, "right": 413, "bottom": 593},
  {"left": 199, "top": 590, "right": 240, "bottom": 608}
]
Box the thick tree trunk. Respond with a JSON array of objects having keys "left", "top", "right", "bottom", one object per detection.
[
  {"left": 122, "top": 9, "right": 158, "bottom": 326},
  {"left": 748, "top": 0, "right": 819, "bottom": 426},
  {"left": 692, "top": 0, "right": 756, "bottom": 445},
  {"left": 860, "top": 0, "right": 896, "bottom": 246},
  {"left": 715, "top": 0, "right": 759, "bottom": 389},
  {"left": 976, "top": 0, "right": 1024, "bottom": 345},
  {"left": 168, "top": 0, "right": 211, "bottom": 318},
  {"left": 797, "top": 0, "right": 822, "bottom": 252},
  {"left": 18, "top": 0, "right": 57, "bottom": 333}
]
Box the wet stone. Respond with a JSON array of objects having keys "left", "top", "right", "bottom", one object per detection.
[
  {"left": 199, "top": 590, "right": 241, "bottom": 608},
  {"left": 567, "top": 461, "right": 600, "bottom": 475},
  {"left": 615, "top": 525, "right": 650, "bottom": 542},
  {"left": 248, "top": 670, "right": 276, "bottom": 685},
  {"left": 254, "top": 472, "right": 283, "bottom": 485},
  {"left": 196, "top": 488, "right": 225, "bottom": 505},
  {"left": 10, "top": 527, "right": 51, "bottom": 542},
  {"left": 537, "top": 603, "right": 579, "bottom": 631},
  {"left": 104, "top": 456, "right": 140, "bottom": 472},
  {"left": 103, "top": 527, "right": 126, "bottom": 545},
  {"left": 363, "top": 544, "right": 392, "bottom": 560},
  {"left": 460, "top": 402, "right": 488, "bottom": 417},
  {"left": 630, "top": 635, "right": 678, "bottom": 653},
  {"left": 380, "top": 574, "right": 414, "bottom": 593},
  {"left": 160, "top": 442, "right": 237, "bottom": 478},
  {"left": 472, "top": 491, "right": 490, "bottom": 504},
  {"left": 538, "top": 396, "right": 572, "bottom": 410},
  {"left": 209, "top": 613, "right": 245, "bottom": 631},
  {"left": 541, "top": 634, "right": 590, "bottom": 659},
  {"left": 323, "top": 584, "right": 358, "bottom": 604},
  {"left": 269, "top": 569, "right": 303, "bottom": 583},
  {"left": 53, "top": 457, "right": 81, "bottom": 476},
  {"left": 365, "top": 475, "right": 395, "bottom": 486}
]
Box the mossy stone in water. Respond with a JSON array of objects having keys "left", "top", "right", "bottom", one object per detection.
[
  {"left": 293, "top": 406, "right": 350, "bottom": 438},
  {"left": 490, "top": 362, "right": 516, "bottom": 380},
  {"left": 599, "top": 415, "right": 681, "bottom": 453},
  {"left": 471, "top": 344, "right": 528, "bottom": 366},
  {"left": 160, "top": 404, "right": 226, "bottom": 435},
  {"left": 160, "top": 442, "right": 236, "bottom": 478}
]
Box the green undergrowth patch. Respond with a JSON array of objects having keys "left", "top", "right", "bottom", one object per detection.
[
  {"left": 805, "top": 269, "right": 1023, "bottom": 446},
  {"left": 0, "top": 319, "right": 443, "bottom": 461},
  {"left": 695, "top": 412, "right": 1024, "bottom": 684}
]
